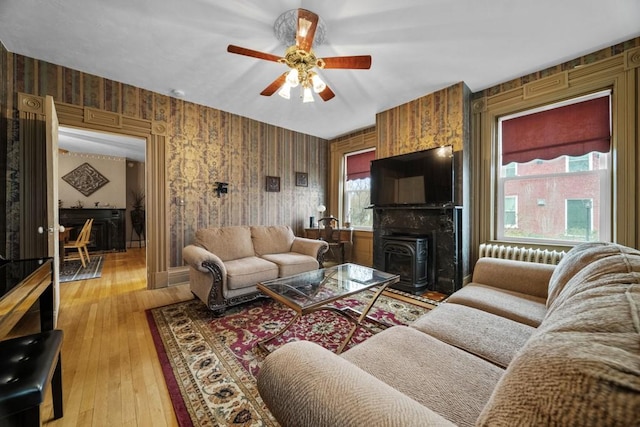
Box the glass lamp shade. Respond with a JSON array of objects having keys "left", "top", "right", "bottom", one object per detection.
[
  {"left": 278, "top": 82, "right": 291, "bottom": 99},
  {"left": 311, "top": 73, "right": 326, "bottom": 93},
  {"left": 286, "top": 69, "right": 299, "bottom": 87},
  {"left": 302, "top": 86, "right": 314, "bottom": 103}
]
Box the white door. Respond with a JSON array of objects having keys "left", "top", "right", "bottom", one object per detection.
[{"left": 45, "top": 95, "right": 61, "bottom": 325}]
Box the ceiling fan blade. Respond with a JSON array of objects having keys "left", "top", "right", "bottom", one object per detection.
[
  {"left": 227, "top": 45, "right": 282, "bottom": 63},
  {"left": 321, "top": 55, "right": 372, "bottom": 69},
  {"left": 260, "top": 73, "right": 287, "bottom": 96},
  {"left": 296, "top": 9, "right": 319, "bottom": 52},
  {"left": 318, "top": 85, "right": 335, "bottom": 102}
]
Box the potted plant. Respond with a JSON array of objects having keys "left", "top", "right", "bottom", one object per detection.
[{"left": 130, "top": 189, "right": 145, "bottom": 238}]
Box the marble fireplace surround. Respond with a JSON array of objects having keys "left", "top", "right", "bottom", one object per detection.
[{"left": 372, "top": 206, "right": 463, "bottom": 295}]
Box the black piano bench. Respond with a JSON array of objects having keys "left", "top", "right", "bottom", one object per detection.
[{"left": 0, "top": 330, "right": 64, "bottom": 426}]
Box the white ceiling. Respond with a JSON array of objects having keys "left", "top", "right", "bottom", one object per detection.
[
  {"left": 58, "top": 127, "right": 146, "bottom": 162},
  {"left": 1, "top": 0, "right": 639, "bottom": 140}
]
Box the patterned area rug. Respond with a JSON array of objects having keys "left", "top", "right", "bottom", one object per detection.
[
  {"left": 59, "top": 255, "right": 103, "bottom": 283},
  {"left": 147, "top": 290, "right": 435, "bottom": 426}
]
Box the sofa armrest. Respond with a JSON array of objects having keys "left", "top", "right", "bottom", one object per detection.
[
  {"left": 183, "top": 245, "right": 228, "bottom": 312},
  {"left": 471, "top": 257, "right": 555, "bottom": 299},
  {"left": 291, "top": 237, "right": 329, "bottom": 262},
  {"left": 183, "top": 244, "right": 227, "bottom": 276},
  {"left": 257, "top": 341, "right": 455, "bottom": 427}
]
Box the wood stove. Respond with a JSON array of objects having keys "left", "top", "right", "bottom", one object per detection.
[{"left": 382, "top": 235, "right": 432, "bottom": 294}]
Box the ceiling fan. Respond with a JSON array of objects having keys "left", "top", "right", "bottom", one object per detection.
[{"left": 227, "top": 8, "right": 371, "bottom": 102}]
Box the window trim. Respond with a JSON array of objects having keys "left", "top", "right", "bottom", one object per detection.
[{"left": 471, "top": 51, "right": 636, "bottom": 261}]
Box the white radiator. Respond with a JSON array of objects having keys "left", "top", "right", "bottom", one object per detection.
[{"left": 479, "top": 243, "right": 566, "bottom": 265}]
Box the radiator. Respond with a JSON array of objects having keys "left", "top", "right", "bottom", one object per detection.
[{"left": 479, "top": 243, "right": 566, "bottom": 265}]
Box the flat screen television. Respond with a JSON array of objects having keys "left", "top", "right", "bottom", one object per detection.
[{"left": 370, "top": 145, "right": 454, "bottom": 207}]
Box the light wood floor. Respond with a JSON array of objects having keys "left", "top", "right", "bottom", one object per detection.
[{"left": 11, "top": 247, "right": 194, "bottom": 426}]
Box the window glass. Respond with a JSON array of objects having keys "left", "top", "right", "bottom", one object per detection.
[
  {"left": 567, "top": 154, "right": 591, "bottom": 172},
  {"left": 504, "top": 195, "right": 517, "bottom": 228},
  {"left": 566, "top": 199, "right": 594, "bottom": 238},
  {"left": 344, "top": 149, "right": 374, "bottom": 229},
  {"left": 497, "top": 93, "right": 611, "bottom": 244}
]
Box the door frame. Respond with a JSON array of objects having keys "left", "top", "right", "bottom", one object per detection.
[{"left": 18, "top": 93, "right": 170, "bottom": 289}]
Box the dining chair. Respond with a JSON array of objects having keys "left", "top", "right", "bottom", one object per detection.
[
  {"left": 317, "top": 216, "right": 345, "bottom": 264},
  {"left": 64, "top": 218, "right": 93, "bottom": 268}
]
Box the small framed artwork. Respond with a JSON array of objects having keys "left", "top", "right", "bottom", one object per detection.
[
  {"left": 295, "top": 172, "right": 308, "bottom": 187},
  {"left": 266, "top": 176, "right": 280, "bottom": 192}
]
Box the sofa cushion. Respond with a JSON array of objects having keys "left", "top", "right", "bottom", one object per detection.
[
  {"left": 547, "top": 241, "right": 620, "bottom": 308},
  {"left": 411, "top": 302, "right": 535, "bottom": 368},
  {"left": 446, "top": 283, "right": 547, "bottom": 327},
  {"left": 477, "top": 245, "right": 640, "bottom": 426},
  {"left": 548, "top": 242, "right": 640, "bottom": 315},
  {"left": 251, "top": 226, "right": 295, "bottom": 255},
  {"left": 195, "top": 226, "right": 254, "bottom": 261},
  {"left": 342, "top": 326, "right": 504, "bottom": 427},
  {"left": 224, "top": 256, "right": 278, "bottom": 290},
  {"left": 261, "top": 252, "right": 319, "bottom": 277}
]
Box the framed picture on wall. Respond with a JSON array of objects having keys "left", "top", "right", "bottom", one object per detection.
[
  {"left": 295, "top": 172, "right": 308, "bottom": 187},
  {"left": 266, "top": 176, "right": 280, "bottom": 192}
]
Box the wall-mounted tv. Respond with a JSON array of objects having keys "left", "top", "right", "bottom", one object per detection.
[{"left": 370, "top": 145, "right": 454, "bottom": 207}]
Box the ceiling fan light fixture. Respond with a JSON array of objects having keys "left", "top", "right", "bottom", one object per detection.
[
  {"left": 311, "top": 73, "right": 326, "bottom": 93},
  {"left": 302, "top": 86, "right": 314, "bottom": 103},
  {"left": 286, "top": 68, "right": 299, "bottom": 87},
  {"left": 278, "top": 82, "right": 291, "bottom": 99}
]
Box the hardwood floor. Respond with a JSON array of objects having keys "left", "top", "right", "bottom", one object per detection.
[{"left": 11, "top": 248, "right": 194, "bottom": 426}]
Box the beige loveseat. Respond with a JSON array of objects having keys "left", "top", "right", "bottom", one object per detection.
[
  {"left": 257, "top": 242, "right": 640, "bottom": 426},
  {"left": 183, "top": 225, "right": 328, "bottom": 315}
]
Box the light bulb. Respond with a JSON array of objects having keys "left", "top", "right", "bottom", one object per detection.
[
  {"left": 311, "top": 73, "right": 326, "bottom": 93},
  {"left": 302, "top": 86, "right": 314, "bottom": 103},
  {"left": 278, "top": 82, "right": 291, "bottom": 99},
  {"left": 286, "top": 69, "right": 299, "bottom": 87}
]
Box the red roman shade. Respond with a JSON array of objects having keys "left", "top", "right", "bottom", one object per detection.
[
  {"left": 501, "top": 96, "right": 610, "bottom": 165},
  {"left": 346, "top": 150, "right": 375, "bottom": 181}
]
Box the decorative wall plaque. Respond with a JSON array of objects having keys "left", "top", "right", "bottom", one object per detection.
[
  {"left": 62, "top": 162, "right": 110, "bottom": 197},
  {"left": 295, "top": 172, "right": 308, "bottom": 187},
  {"left": 266, "top": 176, "right": 280, "bottom": 192}
]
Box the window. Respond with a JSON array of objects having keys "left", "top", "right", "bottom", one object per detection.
[
  {"left": 344, "top": 149, "right": 375, "bottom": 229},
  {"left": 566, "top": 199, "right": 594, "bottom": 240},
  {"left": 497, "top": 92, "right": 611, "bottom": 244},
  {"left": 567, "top": 154, "right": 591, "bottom": 172},
  {"left": 504, "top": 196, "right": 517, "bottom": 228}
]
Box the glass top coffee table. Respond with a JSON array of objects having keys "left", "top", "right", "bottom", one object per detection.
[{"left": 256, "top": 263, "right": 399, "bottom": 354}]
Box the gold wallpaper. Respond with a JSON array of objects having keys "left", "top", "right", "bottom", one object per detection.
[
  {"left": 376, "top": 82, "right": 469, "bottom": 158},
  {"left": 1, "top": 45, "right": 328, "bottom": 266}
]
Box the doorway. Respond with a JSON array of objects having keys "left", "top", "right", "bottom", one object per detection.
[{"left": 58, "top": 126, "right": 147, "bottom": 255}]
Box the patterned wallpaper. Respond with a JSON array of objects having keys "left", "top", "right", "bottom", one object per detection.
[
  {"left": 376, "top": 82, "right": 469, "bottom": 158},
  {"left": 0, "top": 44, "right": 328, "bottom": 265}
]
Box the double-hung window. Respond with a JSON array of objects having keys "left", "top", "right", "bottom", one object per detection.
[
  {"left": 343, "top": 149, "right": 375, "bottom": 229},
  {"left": 497, "top": 91, "right": 611, "bottom": 244}
]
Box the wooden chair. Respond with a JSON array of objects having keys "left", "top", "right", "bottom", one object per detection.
[
  {"left": 318, "top": 216, "right": 345, "bottom": 264},
  {"left": 64, "top": 218, "right": 93, "bottom": 268}
]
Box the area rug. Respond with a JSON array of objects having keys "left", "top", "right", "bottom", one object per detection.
[
  {"left": 59, "top": 256, "right": 103, "bottom": 282},
  {"left": 147, "top": 290, "right": 434, "bottom": 427}
]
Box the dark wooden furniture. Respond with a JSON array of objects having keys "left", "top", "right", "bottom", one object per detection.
[
  {"left": 304, "top": 226, "right": 353, "bottom": 265},
  {"left": 59, "top": 208, "right": 126, "bottom": 253},
  {"left": 0, "top": 330, "right": 64, "bottom": 426},
  {"left": 0, "top": 258, "right": 54, "bottom": 339}
]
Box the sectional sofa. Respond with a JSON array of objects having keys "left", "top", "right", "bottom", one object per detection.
[{"left": 257, "top": 241, "right": 640, "bottom": 426}]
